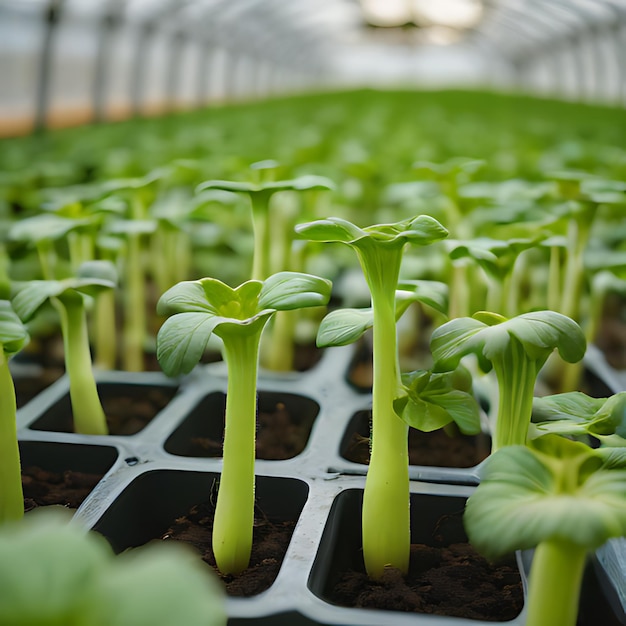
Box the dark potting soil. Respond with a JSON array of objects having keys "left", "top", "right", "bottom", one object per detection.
[
  {"left": 38, "top": 386, "right": 176, "bottom": 435},
  {"left": 14, "top": 368, "right": 64, "bottom": 408},
  {"left": 329, "top": 544, "right": 522, "bottom": 620},
  {"left": 186, "top": 401, "right": 313, "bottom": 460},
  {"left": 343, "top": 411, "right": 490, "bottom": 468},
  {"left": 22, "top": 465, "right": 104, "bottom": 512},
  {"left": 161, "top": 499, "right": 296, "bottom": 597},
  {"left": 328, "top": 512, "right": 523, "bottom": 621}
]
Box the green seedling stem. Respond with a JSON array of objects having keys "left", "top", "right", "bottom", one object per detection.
[
  {"left": 11, "top": 262, "right": 117, "bottom": 435},
  {"left": 0, "top": 301, "right": 30, "bottom": 523},
  {"left": 156, "top": 271, "right": 331, "bottom": 575},
  {"left": 58, "top": 291, "right": 108, "bottom": 435},
  {"left": 0, "top": 351, "right": 22, "bottom": 522},
  {"left": 296, "top": 215, "right": 448, "bottom": 579}
]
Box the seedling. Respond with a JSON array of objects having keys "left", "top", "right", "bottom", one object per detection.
[
  {"left": 0, "top": 508, "right": 227, "bottom": 626},
  {"left": 296, "top": 215, "right": 448, "bottom": 578},
  {"left": 464, "top": 435, "right": 626, "bottom": 626},
  {"left": 431, "top": 310, "right": 586, "bottom": 452},
  {"left": 0, "top": 301, "right": 29, "bottom": 522},
  {"left": 11, "top": 261, "right": 117, "bottom": 435},
  {"left": 530, "top": 390, "right": 626, "bottom": 447},
  {"left": 156, "top": 271, "right": 331, "bottom": 575},
  {"left": 196, "top": 172, "right": 334, "bottom": 281}
]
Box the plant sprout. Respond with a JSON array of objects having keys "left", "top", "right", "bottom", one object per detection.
[
  {"left": 156, "top": 271, "right": 331, "bottom": 575},
  {"left": 530, "top": 391, "right": 626, "bottom": 448},
  {"left": 464, "top": 435, "right": 626, "bottom": 626},
  {"left": 0, "top": 507, "right": 227, "bottom": 626},
  {"left": 0, "top": 301, "right": 29, "bottom": 523},
  {"left": 11, "top": 261, "right": 117, "bottom": 435},
  {"left": 431, "top": 310, "right": 586, "bottom": 452},
  {"left": 196, "top": 172, "right": 334, "bottom": 282},
  {"left": 296, "top": 215, "right": 448, "bottom": 579}
]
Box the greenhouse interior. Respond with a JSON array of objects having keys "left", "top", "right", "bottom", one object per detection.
[{"left": 1, "top": 2, "right": 626, "bottom": 626}]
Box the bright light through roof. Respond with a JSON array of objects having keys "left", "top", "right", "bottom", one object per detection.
[
  {"left": 361, "top": 0, "right": 483, "bottom": 30},
  {"left": 361, "top": 0, "right": 412, "bottom": 27},
  {"left": 413, "top": 0, "right": 483, "bottom": 29}
]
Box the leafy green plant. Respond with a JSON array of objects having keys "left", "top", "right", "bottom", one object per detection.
[
  {"left": 0, "top": 507, "right": 227, "bottom": 626},
  {"left": 196, "top": 172, "right": 334, "bottom": 281},
  {"left": 0, "top": 301, "right": 29, "bottom": 523},
  {"left": 530, "top": 391, "right": 626, "bottom": 447},
  {"left": 156, "top": 271, "right": 331, "bottom": 574},
  {"left": 296, "top": 215, "right": 448, "bottom": 579},
  {"left": 465, "top": 435, "right": 626, "bottom": 626},
  {"left": 11, "top": 261, "right": 117, "bottom": 435},
  {"left": 431, "top": 310, "right": 586, "bottom": 452}
]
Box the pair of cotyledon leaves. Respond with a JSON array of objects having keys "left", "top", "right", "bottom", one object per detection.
[{"left": 156, "top": 271, "right": 332, "bottom": 377}]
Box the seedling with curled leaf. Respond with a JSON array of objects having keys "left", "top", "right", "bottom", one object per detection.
[
  {"left": 393, "top": 366, "right": 482, "bottom": 438},
  {"left": 431, "top": 310, "right": 586, "bottom": 452},
  {"left": 0, "top": 300, "right": 29, "bottom": 522},
  {"left": 11, "top": 261, "right": 117, "bottom": 435},
  {"left": 296, "top": 214, "right": 448, "bottom": 579},
  {"left": 530, "top": 390, "right": 626, "bottom": 448},
  {"left": 196, "top": 170, "right": 334, "bottom": 281},
  {"left": 156, "top": 271, "right": 331, "bottom": 575},
  {"left": 464, "top": 435, "right": 626, "bottom": 626}
]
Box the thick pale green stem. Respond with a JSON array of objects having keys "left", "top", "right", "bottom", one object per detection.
[
  {"left": 123, "top": 233, "right": 145, "bottom": 371},
  {"left": 94, "top": 289, "right": 117, "bottom": 370},
  {"left": 264, "top": 199, "right": 296, "bottom": 371},
  {"left": 526, "top": 539, "right": 587, "bottom": 626},
  {"left": 449, "top": 262, "right": 469, "bottom": 319},
  {"left": 548, "top": 246, "right": 561, "bottom": 312},
  {"left": 561, "top": 216, "right": 591, "bottom": 322},
  {"left": 0, "top": 350, "right": 24, "bottom": 522},
  {"left": 58, "top": 295, "right": 108, "bottom": 435},
  {"left": 359, "top": 245, "right": 410, "bottom": 579},
  {"left": 250, "top": 191, "right": 272, "bottom": 281},
  {"left": 212, "top": 331, "right": 261, "bottom": 575},
  {"left": 492, "top": 336, "right": 536, "bottom": 452}
]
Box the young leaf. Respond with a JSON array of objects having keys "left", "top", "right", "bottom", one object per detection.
[
  {"left": 431, "top": 310, "right": 586, "bottom": 373},
  {"left": 465, "top": 435, "right": 626, "bottom": 560},
  {"left": 0, "top": 301, "right": 29, "bottom": 356},
  {"left": 394, "top": 368, "right": 482, "bottom": 435},
  {"left": 531, "top": 391, "right": 626, "bottom": 445}
]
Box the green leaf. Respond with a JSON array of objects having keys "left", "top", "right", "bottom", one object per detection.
[
  {"left": 156, "top": 313, "right": 223, "bottom": 376},
  {"left": 157, "top": 272, "right": 330, "bottom": 375},
  {"left": 12, "top": 281, "right": 67, "bottom": 322},
  {"left": 258, "top": 271, "right": 331, "bottom": 311},
  {"left": 196, "top": 175, "right": 334, "bottom": 196},
  {"left": 295, "top": 217, "right": 365, "bottom": 243},
  {"left": 464, "top": 436, "right": 626, "bottom": 559},
  {"left": 532, "top": 392, "right": 626, "bottom": 440},
  {"left": 87, "top": 543, "right": 227, "bottom": 626},
  {"left": 0, "top": 508, "right": 112, "bottom": 625},
  {"left": 105, "top": 219, "right": 157, "bottom": 236},
  {"left": 9, "top": 213, "right": 89, "bottom": 244},
  {"left": 396, "top": 280, "right": 448, "bottom": 316},
  {"left": 157, "top": 281, "right": 221, "bottom": 316},
  {"left": 296, "top": 215, "right": 447, "bottom": 248},
  {"left": 0, "top": 300, "right": 29, "bottom": 356},
  {"left": 431, "top": 310, "right": 586, "bottom": 373},
  {"left": 316, "top": 308, "right": 373, "bottom": 347},
  {"left": 395, "top": 369, "right": 482, "bottom": 434},
  {"left": 12, "top": 264, "right": 116, "bottom": 322}
]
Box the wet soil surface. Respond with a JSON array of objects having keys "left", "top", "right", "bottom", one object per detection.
[
  {"left": 343, "top": 411, "right": 490, "bottom": 468},
  {"left": 22, "top": 466, "right": 104, "bottom": 512},
  {"left": 184, "top": 401, "right": 315, "bottom": 460},
  {"left": 33, "top": 386, "right": 177, "bottom": 435},
  {"left": 328, "top": 511, "right": 523, "bottom": 621},
  {"left": 161, "top": 499, "right": 296, "bottom": 597}
]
